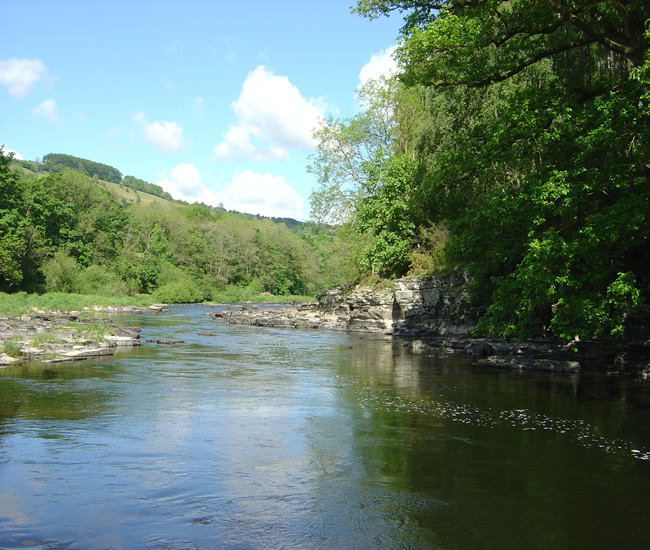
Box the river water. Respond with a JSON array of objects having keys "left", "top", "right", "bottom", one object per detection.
[{"left": 1, "top": 304, "right": 649, "bottom": 549}]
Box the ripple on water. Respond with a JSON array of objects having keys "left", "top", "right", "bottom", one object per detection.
[{"left": 356, "top": 388, "right": 650, "bottom": 462}]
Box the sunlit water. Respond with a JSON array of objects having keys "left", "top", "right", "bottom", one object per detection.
[{"left": 1, "top": 304, "right": 649, "bottom": 549}]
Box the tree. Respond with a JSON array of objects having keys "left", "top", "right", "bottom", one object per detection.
[
  {"left": 353, "top": 1, "right": 650, "bottom": 340},
  {"left": 42, "top": 153, "right": 123, "bottom": 183},
  {"left": 309, "top": 78, "right": 432, "bottom": 278},
  {"left": 355, "top": 1, "right": 649, "bottom": 74},
  {"left": 0, "top": 146, "right": 27, "bottom": 291}
]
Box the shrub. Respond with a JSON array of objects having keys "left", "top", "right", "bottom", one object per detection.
[
  {"left": 2, "top": 340, "right": 22, "bottom": 357},
  {"left": 43, "top": 251, "right": 80, "bottom": 293},
  {"left": 153, "top": 280, "right": 203, "bottom": 303},
  {"left": 75, "top": 264, "right": 129, "bottom": 296}
]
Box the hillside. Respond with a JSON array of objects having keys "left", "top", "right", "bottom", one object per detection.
[
  {"left": 12, "top": 155, "right": 308, "bottom": 229},
  {"left": 2, "top": 149, "right": 344, "bottom": 301},
  {"left": 12, "top": 158, "right": 176, "bottom": 210}
]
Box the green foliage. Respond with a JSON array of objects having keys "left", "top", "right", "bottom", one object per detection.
[
  {"left": 43, "top": 251, "right": 80, "bottom": 293},
  {"left": 152, "top": 281, "right": 203, "bottom": 304},
  {"left": 123, "top": 175, "right": 174, "bottom": 201},
  {"left": 309, "top": 80, "right": 434, "bottom": 280},
  {"left": 152, "top": 263, "right": 204, "bottom": 304},
  {"left": 348, "top": 0, "right": 650, "bottom": 341},
  {"left": 309, "top": 78, "right": 424, "bottom": 225},
  {"left": 2, "top": 339, "right": 22, "bottom": 357},
  {"left": 356, "top": 153, "right": 419, "bottom": 277},
  {"left": 407, "top": 225, "right": 450, "bottom": 276},
  {"left": 75, "top": 264, "right": 129, "bottom": 297},
  {"left": 42, "top": 153, "right": 122, "bottom": 183},
  {"left": 3, "top": 145, "right": 339, "bottom": 302},
  {"left": 0, "top": 146, "right": 28, "bottom": 291}
]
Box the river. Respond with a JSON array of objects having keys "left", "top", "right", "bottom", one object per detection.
[{"left": 1, "top": 304, "right": 649, "bottom": 549}]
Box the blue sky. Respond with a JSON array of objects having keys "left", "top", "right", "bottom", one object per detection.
[{"left": 1, "top": 0, "right": 403, "bottom": 220}]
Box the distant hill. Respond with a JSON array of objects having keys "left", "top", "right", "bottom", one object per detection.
[
  {"left": 2, "top": 148, "right": 341, "bottom": 299},
  {"left": 42, "top": 153, "right": 122, "bottom": 183},
  {"left": 12, "top": 154, "right": 313, "bottom": 232}
]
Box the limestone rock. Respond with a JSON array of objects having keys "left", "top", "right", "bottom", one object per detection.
[{"left": 392, "top": 272, "right": 476, "bottom": 337}]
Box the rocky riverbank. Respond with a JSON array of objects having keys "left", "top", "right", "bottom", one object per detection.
[
  {"left": 210, "top": 275, "right": 650, "bottom": 378},
  {"left": 210, "top": 274, "right": 475, "bottom": 335},
  {"left": 0, "top": 304, "right": 167, "bottom": 366}
]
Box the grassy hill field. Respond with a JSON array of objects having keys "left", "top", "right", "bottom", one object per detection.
[
  {"left": 101, "top": 179, "right": 176, "bottom": 210},
  {"left": 12, "top": 159, "right": 177, "bottom": 210}
]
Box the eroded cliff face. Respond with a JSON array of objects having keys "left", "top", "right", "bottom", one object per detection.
[
  {"left": 211, "top": 272, "right": 477, "bottom": 336},
  {"left": 392, "top": 272, "right": 476, "bottom": 337},
  {"left": 209, "top": 274, "right": 650, "bottom": 376}
]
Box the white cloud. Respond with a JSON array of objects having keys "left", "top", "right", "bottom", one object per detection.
[
  {"left": 0, "top": 58, "right": 48, "bottom": 98},
  {"left": 358, "top": 45, "right": 399, "bottom": 89},
  {"left": 219, "top": 170, "right": 304, "bottom": 218},
  {"left": 33, "top": 99, "right": 61, "bottom": 124},
  {"left": 214, "top": 125, "right": 289, "bottom": 162},
  {"left": 134, "top": 112, "right": 185, "bottom": 153},
  {"left": 156, "top": 164, "right": 304, "bottom": 219},
  {"left": 2, "top": 148, "right": 23, "bottom": 160},
  {"left": 214, "top": 65, "right": 324, "bottom": 162},
  {"left": 156, "top": 164, "right": 212, "bottom": 203}
]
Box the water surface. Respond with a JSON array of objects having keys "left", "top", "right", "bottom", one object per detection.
[{"left": 1, "top": 304, "right": 649, "bottom": 548}]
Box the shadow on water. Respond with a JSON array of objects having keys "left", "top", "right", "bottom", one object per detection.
[{"left": 0, "top": 304, "right": 649, "bottom": 549}]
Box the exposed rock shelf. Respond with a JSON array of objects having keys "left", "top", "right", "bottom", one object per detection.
[
  {"left": 0, "top": 310, "right": 146, "bottom": 366},
  {"left": 210, "top": 273, "right": 475, "bottom": 335},
  {"left": 210, "top": 274, "right": 650, "bottom": 378}
]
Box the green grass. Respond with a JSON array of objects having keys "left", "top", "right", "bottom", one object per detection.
[
  {"left": 2, "top": 340, "right": 23, "bottom": 358},
  {"left": 0, "top": 291, "right": 159, "bottom": 315},
  {"left": 32, "top": 332, "right": 66, "bottom": 346},
  {"left": 65, "top": 321, "right": 116, "bottom": 343},
  {"left": 102, "top": 180, "right": 176, "bottom": 209},
  {"left": 0, "top": 290, "right": 312, "bottom": 315}
]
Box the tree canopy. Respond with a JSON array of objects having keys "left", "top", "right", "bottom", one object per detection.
[
  {"left": 308, "top": 0, "right": 650, "bottom": 340},
  {"left": 1, "top": 151, "right": 339, "bottom": 301},
  {"left": 42, "top": 153, "right": 123, "bottom": 183}
]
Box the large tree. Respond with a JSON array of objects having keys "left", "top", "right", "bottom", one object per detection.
[
  {"left": 0, "top": 146, "right": 27, "bottom": 291},
  {"left": 354, "top": 1, "right": 650, "bottom": 340},
  {"left": 309, "top": 78, "right": 435, "bottom": 278}
]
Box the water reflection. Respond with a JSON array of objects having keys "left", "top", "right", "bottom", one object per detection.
[{"left": 0, "top": 305, "right": 649, "bottom": 549}]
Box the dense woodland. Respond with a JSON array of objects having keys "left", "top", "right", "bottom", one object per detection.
[
  {"left": 309, "top": 0, "right": 650, "bottom": 341},
  {"left": 1, "top": 151, "right": 342, "bottom": 302},
  {"left": 2, "top": 1, "right": 649, "bottom": 342}
]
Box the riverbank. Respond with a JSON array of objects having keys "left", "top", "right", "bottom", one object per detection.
[
  {"left": 0, "top": 291, "right": 162, "bottom": 316},
  {"left": 0, "top": 304, "right": 167, "bottom": 366},
  {"left": 210, "top": 280, "right": 650, "bottom": 378}
]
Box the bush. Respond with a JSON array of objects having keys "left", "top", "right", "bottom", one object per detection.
[
  {"left": 153, "top": 263, "right": 204, "bottom": 302},
  {"left": 408, "top": 225, "right": 450, "bottom": 277},
  {"left": 153, "top": 280, "right": 203, "bottom": 303},
  {"left": 43, "top": 251, "right": 80, "bottom": 293},
  {"left": 75, "top": 264, "right": 129, "bottom": 296}
]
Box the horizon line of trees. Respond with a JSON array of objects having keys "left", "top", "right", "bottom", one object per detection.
[{"left": 19, "top": 154, "right": 311, "bottom": 228}]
